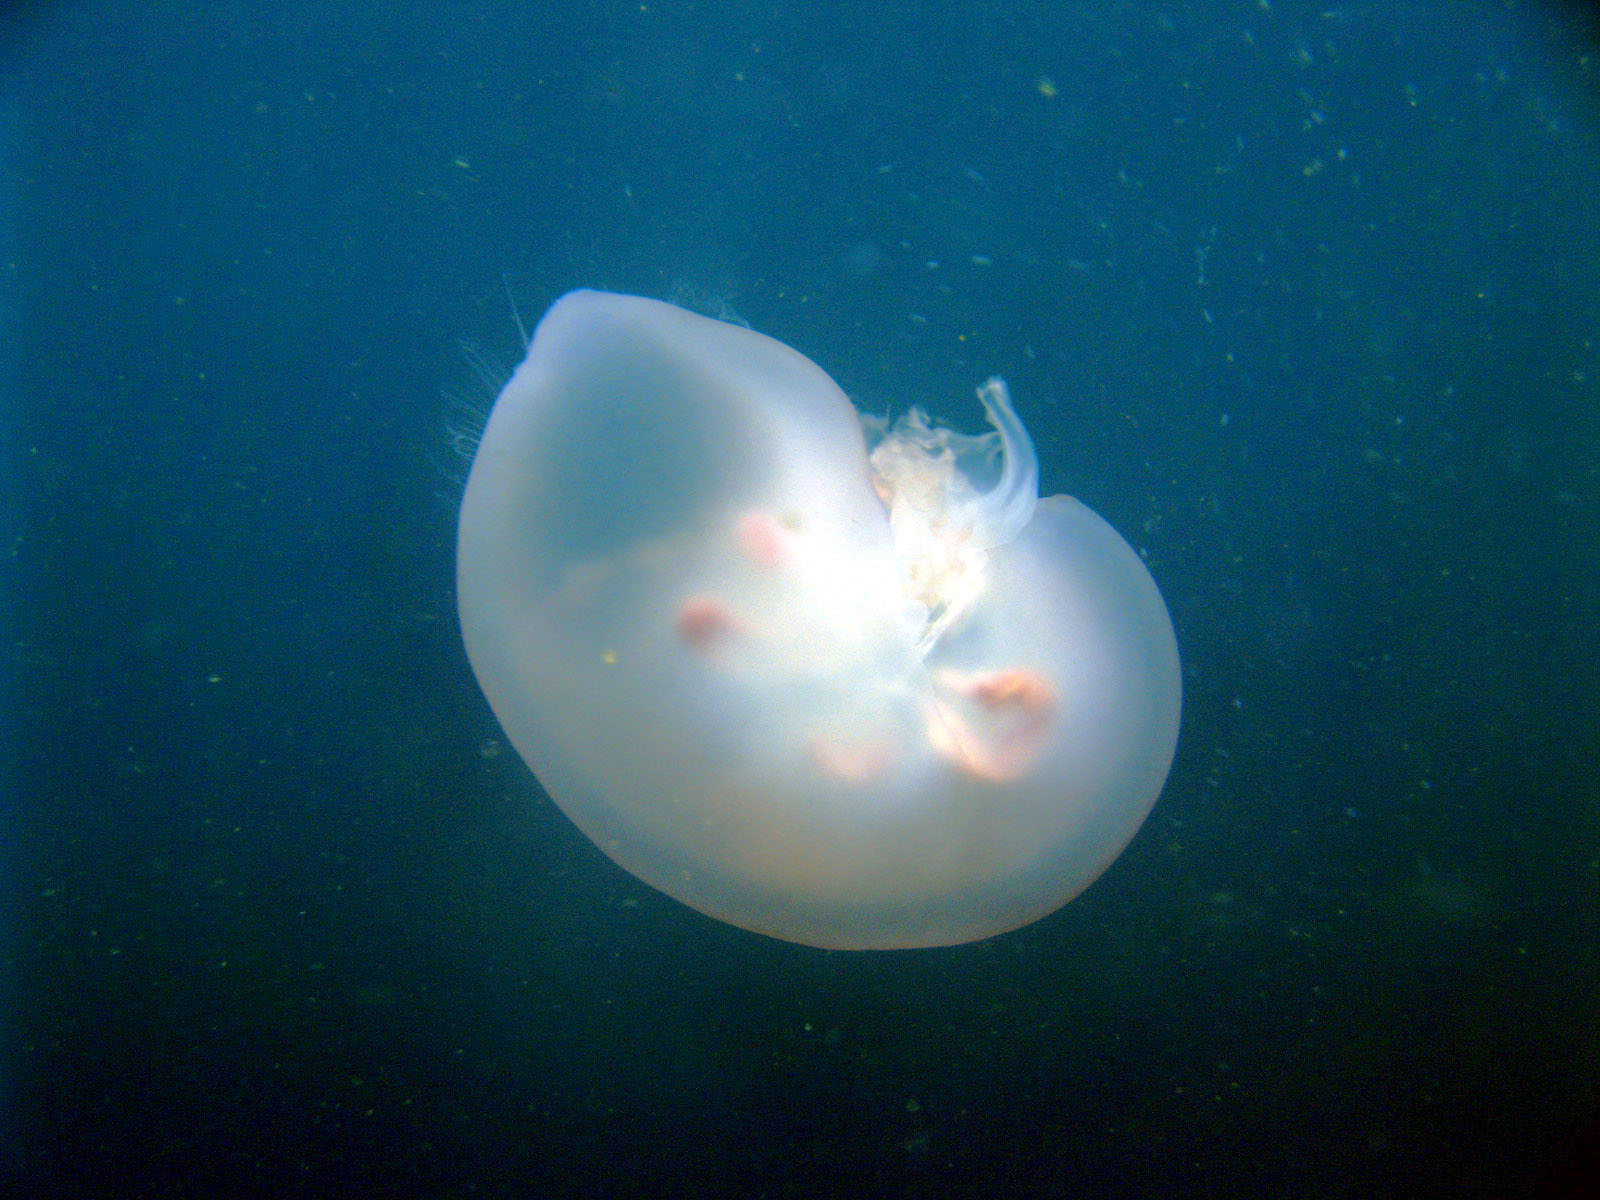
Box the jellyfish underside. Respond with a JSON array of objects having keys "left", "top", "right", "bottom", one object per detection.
[{"left": 457, "top": 290, "right": 1181, "bottom": 949}]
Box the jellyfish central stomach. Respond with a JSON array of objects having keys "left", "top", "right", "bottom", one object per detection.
[
  {"left": 672, "top": 500, "right": 1055, "bottom": 789},
  {"left": 663, "top": 374, "right": 1057, "bottom": 790}
]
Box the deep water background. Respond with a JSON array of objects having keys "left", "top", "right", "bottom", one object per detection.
[{"left": 6, "top": 1, "right": 1600, "bottom": 1197}]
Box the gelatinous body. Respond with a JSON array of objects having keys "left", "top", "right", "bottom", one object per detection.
[{"left": 458, "top": 290, "right": 1180, "bottom": 948}]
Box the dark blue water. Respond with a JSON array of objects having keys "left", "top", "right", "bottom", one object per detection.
[{"left": 8, "top": 1, "right": 1599, "bottom": 1196}]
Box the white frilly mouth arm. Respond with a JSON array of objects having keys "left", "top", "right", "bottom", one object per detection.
[{"left": 969, "top": 377, "right": 1038, "bottom": 551}]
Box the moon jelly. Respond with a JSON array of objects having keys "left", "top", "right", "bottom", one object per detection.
[{"left": 457, "top": 290, "right": 1180, "bottom": 948}]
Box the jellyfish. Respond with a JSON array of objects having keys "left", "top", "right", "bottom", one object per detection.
[{"left": 457, "top": 290, "right": 1180, "bottom": 949}]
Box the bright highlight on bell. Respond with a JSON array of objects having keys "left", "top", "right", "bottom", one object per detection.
[{"left": 457, "top": 290, "right": 1181, "bottom": 949}]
